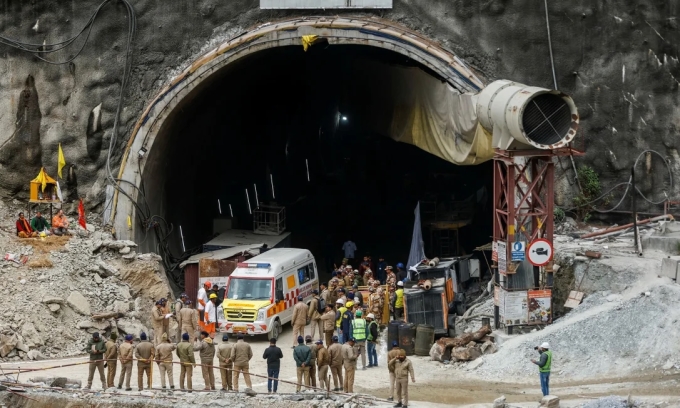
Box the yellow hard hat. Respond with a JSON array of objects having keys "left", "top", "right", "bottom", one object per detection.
[
  {"left": 209, "top": 293, "right": 217, "bottom": 299},
  {"left": 346, "top": 301, "right": 354, "bottom": 308}
]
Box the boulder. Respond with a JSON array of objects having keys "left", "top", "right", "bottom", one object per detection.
[
  {"left": 0, "top": 334, "right": 17, "bottom": 357},
  {"left": 539, "top": 395, "right": 560, "bottom": 408},
  {"left": 66, "top": 291, "right": 91, "bottom": 315},
  {"left": 97, "top": 260, "right": 118, "bottom": 277},
  {"left": 43, "top": 296, "right": 65, "bottom": 305},
  {"left": 77, "top": 320, "right": 110, "bottom": 331},
  {"left": 48, "top": 304, "right": 61, "bottom": 313},
  {"left": 27, "top": 350, "right": 45, "bottom": 360},
  {"left": 21, "top": 322, "right": 43, "bottom": 347},
  {"left": 120, "top": 260, "right": 169, "bottom": 301},
  {"left": 119, "top": 247, "right": 131, "bottom": 255},
  {"left": 493, "top": 395, "right": 507, "bottom": 408},
  {"left": 117, "top": 319, "right": 148, "bottom": 338},
  {"left": 113, "top": 300, "right": 130, "bottom": 314},
  {"left": 118, "top": 285, "right": 131, "bottom": 300}
]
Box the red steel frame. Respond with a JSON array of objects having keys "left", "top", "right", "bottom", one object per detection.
[{"left": 493, "top": 148, "right": 584, "bottom": 270}]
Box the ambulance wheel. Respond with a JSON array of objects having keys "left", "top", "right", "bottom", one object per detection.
[{"left": 268, "top": 320, "right": 281, "bottom": 341}]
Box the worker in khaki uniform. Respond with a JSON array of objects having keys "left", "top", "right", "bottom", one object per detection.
[
  {"left": 327, "top": 335, "right": 343, "bottom": 391},
  {"left": 217, "top": 334, "right": 234, "bottom": 391},
  {"left": 161, "top": 298, "right": 170, "bottom": 342},
  {"left": 174, "top": 293, "right": 188, "bottom": 343},
  {"left": 320, "top": 304, "right": 336, "bottom": 347},
  {"left": 389, "top": 349, "right": 415, "bottom": 408},
  {"left": 180, "top": 300, "right": 198, "bottom": 342},
  {"left": 230, "top": 333, "right": 253, "bottom": 392},
  {"left": 341, "top": 338, "right": 358, "bottom": 393},
  {"left": 117, "top": 334, "right": 134, "bottom": 391},
  {"left": 176, "top": 333, "right": 196, "bottom": 392},
  {"left": 293, "top": 335, "right": 312, "bottom": 392},
  {"left": 194, "top": 330, "right": 216, "bottom": 390},
  {"left": 305, "top": 335, "right": 317, "bottom": 388},
  {"left": 386, "top": 341, "right": 403, "bottom": 401},
  {"left": 104, "top": 333, "right": 118, "bottom": 389},
  {"left": 134, "top": 332, "right": 155, "bottom": 391},
  {"left": 155, "top": 333, "right": 176, "bottom": 389},
  {"left": 291, "top": 295, "right": 308, "bottom": 348},
  {"left": 308, "top": 289, "right": 322, "bottom": 339},
  {"left": 316, "top": 339, "right": 330, "bottom": 391},
  {"left": 152, "top": 300, "right": 169, "bottom": 346}
]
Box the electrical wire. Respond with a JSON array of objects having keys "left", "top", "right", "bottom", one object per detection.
[{"left": 559, "top": 150, "right": 673, "bottom": 213}]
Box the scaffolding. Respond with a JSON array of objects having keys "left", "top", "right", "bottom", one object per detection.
[{"left": 253, "top": 204, "right": 286, "bottom": 236}]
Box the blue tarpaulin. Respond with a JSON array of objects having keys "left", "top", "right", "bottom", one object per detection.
[{"left": 407, "top": 201, "right": 426, "bottom": 279}]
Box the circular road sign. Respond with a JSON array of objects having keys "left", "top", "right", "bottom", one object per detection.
[{"left": 527, "top": 239, "right": 553, "bottom": 266}]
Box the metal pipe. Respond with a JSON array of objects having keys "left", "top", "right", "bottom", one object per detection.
[
  {"left": 632, "top": 166, "right": 639, "bottom": 254},
  {"left": 579, "top": 214, "right": 674, "bottom": 239},
  {"left": 544, "top": 0, "right": 558, "bottom": 90}
]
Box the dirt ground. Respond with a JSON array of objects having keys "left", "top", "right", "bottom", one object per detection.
[{"left": 2, "top": 324, "right": 680, "bottom": 407}]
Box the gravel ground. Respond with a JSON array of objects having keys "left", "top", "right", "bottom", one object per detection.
[{"left": 579, "top": 396, "right": 637, "bottom": 408}]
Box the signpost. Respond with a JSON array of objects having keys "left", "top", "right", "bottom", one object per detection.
[
  {"left": 511, "top": 241, "right": 526, "bottom": 261},
  {"left": 497, "top": 241, "right": 507, "bottom": 275},
  {"left": 527, "top": 239, "right": 553, "bottom": 266}
]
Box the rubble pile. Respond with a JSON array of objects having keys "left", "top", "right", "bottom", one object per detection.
[
  {"left": 429, "top": 325, "right": 497, "bottom": 363},
  {"left": 0, "top": 201, "right": 173, "bottom": 362}
]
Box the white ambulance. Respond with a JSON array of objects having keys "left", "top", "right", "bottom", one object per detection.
[{"left": 220, "top": 248, "right": 318, "bottom": 340}]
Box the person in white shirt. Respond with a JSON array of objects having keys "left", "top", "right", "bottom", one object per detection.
[
  {"left": 197, "top": 281, "right": 211, "bottom": 330},
  {"left": 204, "top": 293, "right": 218, "bottom": 335},
  {"left": 342, "top": 240, "right": 357, "bottom": 264}
]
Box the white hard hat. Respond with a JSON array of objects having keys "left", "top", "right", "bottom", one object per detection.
[
  {"left": 367, "top": 313, "right": 375, "bottom": 319},
  {"left": 397, "top": 281, "right": 404, "bottom": 287},
  {"left": 335, "top": 299, "right": 344, "bottom": 304},
  {"left": 540, "top": 342, "right": 550, "bottom": 349}
]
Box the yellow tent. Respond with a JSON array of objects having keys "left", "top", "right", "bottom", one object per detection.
[{"left": 30, "top": 168, "right": 58, "bottom": 201}]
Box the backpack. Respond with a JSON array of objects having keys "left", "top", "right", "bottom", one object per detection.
[{"left": 317, "top": 296, "right": 326, "bottom": 314}]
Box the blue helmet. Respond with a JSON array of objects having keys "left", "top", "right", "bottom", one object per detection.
[{"left": 397, "top": 263, "right": 405, "bottom": 269}]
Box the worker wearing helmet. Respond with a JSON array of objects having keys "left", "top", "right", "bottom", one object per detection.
[
  {"left": 396, "top": 263, "right": 407, "bottom": 282},
  {"left": 393, "top": 281, "right": 405, "bottom": 320},
  {"left": 340, "top": 301, "right": 354, "bottom": 345},
  {"left": 204, "top": 293, "right": 218, "bottom": 335},
  {"left": 197, "top": 281, "right": 211, "bottom": 331}
]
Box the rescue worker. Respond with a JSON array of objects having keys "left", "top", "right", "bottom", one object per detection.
[
  {"left": 308, "top": 289, "right": 322, "bottom": 340},
  {"left": 262, "top": 337, "right": 283, "bottom": 393},
  {"left": 351, "top": 310, "right": 367, "bottom": 370},
  {"left": 351, "top": 285, "right": 364, "bottom": 306},
  {"left": 388, "top": 286, "right": 396, "bottom": 319},
  {"left": 134, "top": 332, "right": 155, "bottom": 391},
  {"left": 396, "top": 263, "right": 407, "bottom": 282},
  {"left": 531, "top": 342, "right": 552, "bottom": 396},
  {"left": 393, "top": 281, "right": 405, "bottom": 320},
  {"left": 377, "top": 256, "right": 387, "bottom": 284},
  {"left": 371, "top": 283, "right": 385, "bottom": 324},
  {"left": 291, "top": 295, "right": 308, "bottom": 348},
  {"left": 293, "top": 335, "right": 312, "bottom": 392},
  {"left": 386, "top": 266, "right": 397, "bottom": 290},
  {"left": 230, "top": 334, "right": 253, "bottom": 392},
  {"left": 366, "top": 313, "right": 379, "bottom": 367},
  {"left": 335, "top": 299, "right": 348, "bottom": 344},
  {"left": 389, "top": 349, "right": 416, "bottom": 408},
  {"left": 174, "top": 293, "right": 188, "bottom": 342},
  {"left": 305, "top": 335, "right": 317, "bottom": 388},
  {"left": 84, "top": 332, "right": 106, "bottom": 390},
  {"left": 197, "top": 281, "right": 211, "bottom": 330},
  {"left": 340, "top": 301, "right": 355, "bottom": 345},
  {"left": 176, "top": 333, "right": 196, "bottom": 392},
  {"left": 343, "top": 269, "right": 353, "bottom": 287},
  {"left": 104, "top": 333, "right": 118, "bottom": 389},
  {"left": 341, "top": 338, "right": 358, "bottom": 393},
  {"left": 179, "top": 299, "right": 198, "bottom": 342},
  {"left": 353, "top": 271, "right": 362, "bottom": 288},
  {"left": 363, "top": 268, "right": 374, "bottom": 287},
  {"left": 161, "top": 298, "right": 170, "bottom": 342},
  {"left": 316, "top": 339, "right": 330, "bottom": 391},
  {"left": 152, "top": 300, "right": 169, "bottom": 346},
  {"left": 194, "top": 330, "right": 216, "bottom": 390},
  {"left": 387, "top": 341, "right": 403, "bottom": 401},
  {"left": 204, "top": 293, "right": 218, "bottom": 336},
  {"left": 320, "top": 283, "right": 329, "bottom": 306},
  {"left": 327, "top": 335, "right": 343, "bottom": 392},
  {"left": 117, "top": 334, "right": 134, "bottom": 391},
  {"left": 320, "top": 304, "right": 336, "bottom": 346},
  {"left": 336, "top": 288, "right": 347, "bottom": 306},
  {"left": 156, "top": 333, "right": 176, "bottom": 389},
  {"left": 217, "top": 334, "right": 234, "bottom": 391}
]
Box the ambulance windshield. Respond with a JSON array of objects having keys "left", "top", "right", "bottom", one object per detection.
[{"left": 226, "top": 278, "right": 272, "bottom": 300}]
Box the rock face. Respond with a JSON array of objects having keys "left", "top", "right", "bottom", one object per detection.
[{"left": 66, "top": 291, "right": 91, "bottom": 315}]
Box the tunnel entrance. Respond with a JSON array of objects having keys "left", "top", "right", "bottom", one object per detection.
[{"left": 137, "top": 43, "right": 492, "bottom": 277}]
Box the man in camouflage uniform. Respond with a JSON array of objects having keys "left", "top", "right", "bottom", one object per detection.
[
  {"left": 363, "top": 268, "right": 374, "bottom": 287},
  {"left": 343, "top": 268, "right": 353, "bottom": 288},
  {"left": 385, "top": 266, "right": 397, "bottom": 290},
  {"left": 388, "top": 286, "right": 396, "bottom": 319},
  {"left": 369, "top": 282, "right": 384, "bottom": 324}
]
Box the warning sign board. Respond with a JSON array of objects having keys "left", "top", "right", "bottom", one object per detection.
[
  {"left": 491, "top": 241, "right": 498, "bottom": 262},
  {"left": 503, "top": 290, "right": 528, "bottom": 326},
  {"left": 527, "top": 239, "right": 553, "bottom": 266},
  {"left": 528, "top": 289, "right": 552, "bottom": 324},
  {"left": 511, "top": 241, "right": 526, "bottom": 261},
  {"left": 497, "top": 241, "right": 507, "bottom": 275}
]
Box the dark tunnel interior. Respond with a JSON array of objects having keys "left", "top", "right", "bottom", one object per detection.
[{"left": 139, "top": 44, "right": 493, "bottom": 280}]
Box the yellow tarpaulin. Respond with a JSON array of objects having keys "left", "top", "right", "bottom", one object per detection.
[
  {"left": 301, "top": 35, "right": 319, "bottom": 52},
  {"left": 58, "top": 143, "right": 66, "bottom": 179},
  {"left": 31, "top": 167, "right": 57, "bottom": 192}
]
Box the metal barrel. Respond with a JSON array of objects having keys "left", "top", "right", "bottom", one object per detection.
[
  {"left": 388, "top": 320, "right": 401, "bottom": 349},
  {"left": 415, "top": 324, "right": 435, "bottom": 356},
  {"left": 398, "top": 322, "right": 416, "bottom": 356}
]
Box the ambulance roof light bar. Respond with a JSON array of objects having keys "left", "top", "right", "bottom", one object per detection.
[{"left": 237, "top": 263, "right": 271, "bottom": 269}]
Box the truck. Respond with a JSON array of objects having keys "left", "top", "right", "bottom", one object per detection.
[
  {"left": 403, "top": 256, "right": 480, "bottom": 337},
  {"left": 220, "top": 248, "right": 318, "bottom": 340}
]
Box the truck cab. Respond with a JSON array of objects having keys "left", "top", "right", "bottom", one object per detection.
[{"left": 221, "top": 248, "right": 318, "bottom": 340}]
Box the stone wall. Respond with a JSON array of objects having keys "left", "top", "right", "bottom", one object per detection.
[{"left": 0, "top": 0, "right": 677, "bottom": 214}]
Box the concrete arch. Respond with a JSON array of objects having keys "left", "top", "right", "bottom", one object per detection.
[{"left": 112, "top": 16, "right": 485, "bottom": 239}]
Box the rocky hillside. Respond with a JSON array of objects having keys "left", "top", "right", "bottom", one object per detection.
[{"left": 0, "top": 201, "right": 173, "bottom": 362}]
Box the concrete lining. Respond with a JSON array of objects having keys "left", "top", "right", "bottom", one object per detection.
[{"left": 112, "top": 16, "right": 484, "bottom": 240}]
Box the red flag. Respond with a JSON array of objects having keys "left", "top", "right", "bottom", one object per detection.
[{"left": 78, "top": 199, "right": 87, "bottom": 229}]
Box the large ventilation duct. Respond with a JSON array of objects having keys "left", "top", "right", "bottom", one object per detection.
[{"left": 476, "top": 80, "right": 579, "bottom": 150}]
